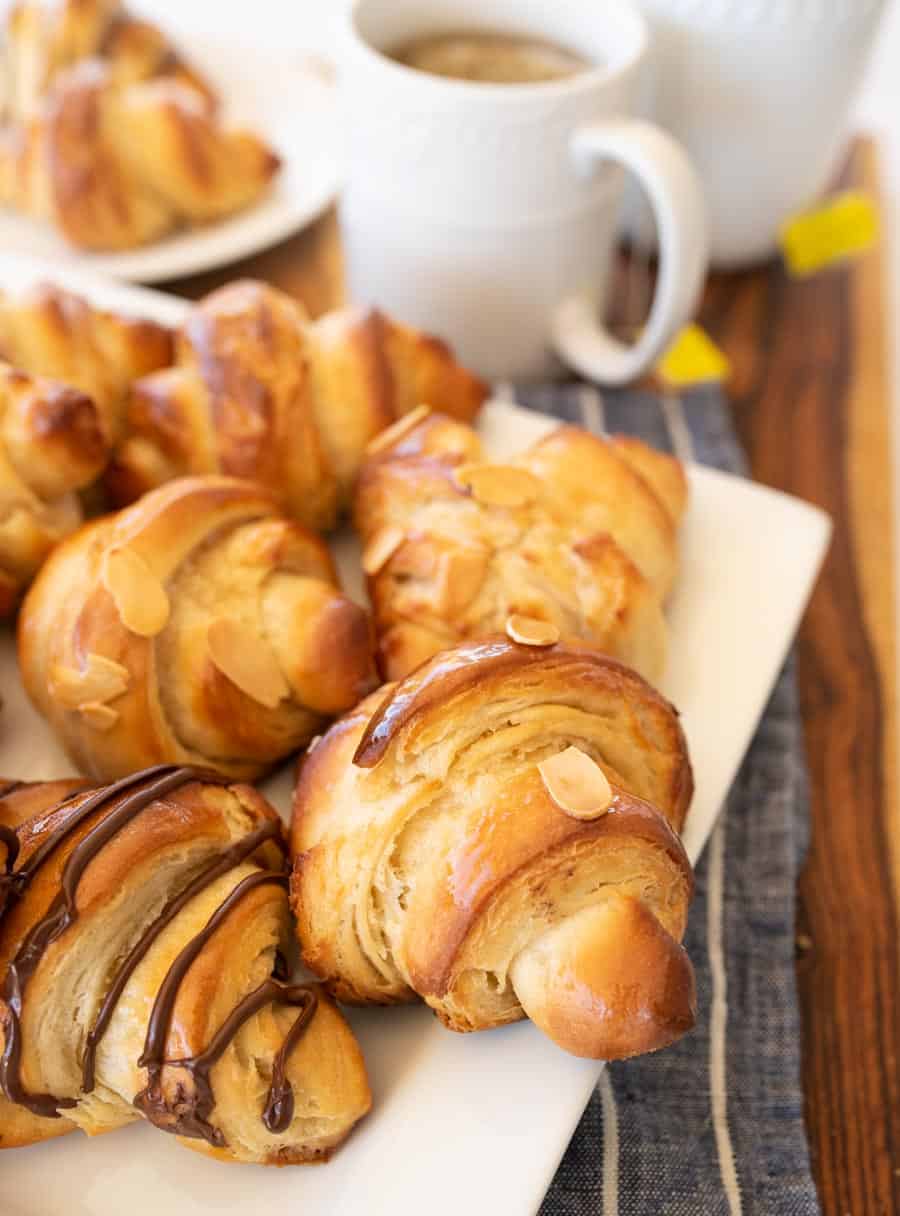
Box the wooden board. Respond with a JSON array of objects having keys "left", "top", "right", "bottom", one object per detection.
[
  {"left": 169, "top": 136, "right": 900, "bottom": 1216},
  {"left": 702, "top": 138, "right": 900, "bottom": 1216}
]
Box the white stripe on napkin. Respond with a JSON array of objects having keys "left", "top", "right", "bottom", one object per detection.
[
  {"left": 599, "top": 1069, "right": 619, "bottom": 1216},
  {"left": 709, "top": 819, "right": 743, "bottom": 1214},
  {"left": 578, "top": 385, "right": 606, "bottom": 434},
  {"left": 661, "top": 392, "right": 694, "bottom": 465},
  {"left": 661, "top": 392, "right": 743, "bottom": 1215}
]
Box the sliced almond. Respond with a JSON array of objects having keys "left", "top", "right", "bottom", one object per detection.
[
  {"left": 207, "top": 618, "right": 290, "bottom": 709},
  {"left": 50, "top": 653, "right": 131, "bottom": 709},
  {"left": 365, "top": 404, "right": 432, "bottom": 456},
  {"left": 102, "top": 546, "right": 170, "bottom": 638},
  {"left": 435, "top": 546, "right": 489, "bottom": 615},
  {"left": 391, "top": 540, "right": 437, "bottom": 579},
  {"left": 362, "top": 526, "right": 405, "bottom": 576},
  {"left": 454, "top": 463, "right": 540, "bottom": 508},
  {"left": 79, "top": 701, "right": 119, "bottom": 731},
  {"left": 506, "top": 614, "right": 560, "bottom": 647},
  {"left": 538, "top": 747, "right": 613, "bottom": 820}
]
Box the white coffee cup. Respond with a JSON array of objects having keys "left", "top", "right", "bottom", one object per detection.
[{"left": 339, "top": 0, "right": 708, "bottom": 384}]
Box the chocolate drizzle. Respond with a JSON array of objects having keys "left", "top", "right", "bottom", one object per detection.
[
  {"left": 0, "top": 780, "right": 26, "bottom": 916},
  {"left": 1, "top": 767, "right": 215, "bottom": 1117},
  {"left": 133, "top": 867, "right": 318, "bottom": 1146},
  {"left": 135, "top": 966, "right": 316, "bottom": 1145},
  {"left": 0, "top": 826, "right": 20, "bottom": 918},
  {"left": 0, "top": 765, "right": 319, "bottom": 1147},
  {"left": 263, "top": 984, "right": 318, "bottom": 1133},
  {"left": 81, "top": 819, "right": 284, "bottom": 1093}
]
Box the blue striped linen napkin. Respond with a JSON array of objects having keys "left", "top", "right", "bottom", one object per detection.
[{"left": 508, "top": 382, "right": 821, "bottom": 1216}]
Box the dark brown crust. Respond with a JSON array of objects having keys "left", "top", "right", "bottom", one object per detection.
[{"left": 0, "top": 359, "right": 109, "bottom": 488}]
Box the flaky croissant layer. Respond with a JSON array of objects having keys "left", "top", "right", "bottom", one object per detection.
[
  {"left": 0, "top": 767, "right": 371, "bottom": 1162},
  {"left": 292, "top": 638, "right": 696, "bottom": 1061}
]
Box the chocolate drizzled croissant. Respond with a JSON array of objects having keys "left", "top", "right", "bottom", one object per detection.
[
  {"left": 0, "top": 767, "right": 370, "bottom": 1162},
  {"left": 291, "top": 639, "right": 696, "bottom": 1061}
]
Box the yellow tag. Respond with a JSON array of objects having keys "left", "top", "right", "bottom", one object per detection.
[
  {"left": 779, "top": 191, "right": 879, "bottom": 277},
  {"left": 656, "top": 324, "right": 731, "bottom": 388}
]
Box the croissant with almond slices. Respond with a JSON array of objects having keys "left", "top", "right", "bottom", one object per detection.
[
  {"left": 0, "top": 359, "right": 109, "bottom": 616},
  {"left": 107, "top": 280, "right": 488, "bottom": 531},
  {"left": 354, "top": 410, "right": 686, "bottom": 682},
  {"left": 291, "top": 638, "right": 696, "bottom": 1061},
  {"left": 0, "top": 767, "right": 371, "bottom": 1161},
  {"left": 0, "top": 280, "right": 173, "bottom": 443},
  {"left": 3, "top": 0, "right": 216, "bottom": 125},
  {"left": 18, "top": 476, "right": 378, "bottom": 782},
  {"left": 1, "top": 59, "right": 279, "bottom": 250}
]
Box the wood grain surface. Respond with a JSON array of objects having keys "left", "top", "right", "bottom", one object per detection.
[
  {"left": 702, "top": 138, "right": 900, "bottom": 1216},
  {"left": 168, "top": 137, "right": 900, "bottom": 1215}
]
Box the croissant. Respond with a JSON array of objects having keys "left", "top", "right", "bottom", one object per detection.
[
  {"left": 106, "top": 280, "right": 489, "bottom": 531},
  {"left": 354, "top": 409, "right": 686, "bottom": 682},
  {"left": 3, "top": 0, "right": 216, "bottom": 125},
  {"left": 291, "top": 638, "right": 696, "bottom": 1060},
  {"left": 1, "top": 60, "right": 279, "bottom": 250},
  {"left": 0, "top": 359, "right": 110, "bottom": 616},
  {"left": 0, "top": 766, "right": 371, "bottom": 1161},
  {"left": 0, "top": 281, "right": 173, "bottom": 444},
  {"left": 18, "top": 475, "right": 379, "bottom": 783}
]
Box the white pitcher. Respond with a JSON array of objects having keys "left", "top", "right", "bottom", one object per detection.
[{"left": 631, "top": 0, "right": 887, "bottom": 266}]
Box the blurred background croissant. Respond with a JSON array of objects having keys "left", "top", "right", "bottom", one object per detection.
[{"left": 0, "top": 0, "right": 280, "bottom": 248}]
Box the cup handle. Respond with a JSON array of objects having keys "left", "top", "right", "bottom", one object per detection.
[{"left": 552, "top": 118, "right": 708, "bottom": 385}]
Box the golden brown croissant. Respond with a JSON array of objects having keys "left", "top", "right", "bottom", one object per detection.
[
  {"left": 3, "top": 0, "right": 216, "bottom": 124},
  {"left": 291, "top": 638, "right": 696, "bottom": 1061},
  {"left": 0, "top": 359, "right": 109, "bottom": 616},
  {"left": 0, "top": 281, "right": 173, "bottom": 444},
  {"left": 0, "top": 767, "right": 371, "bottom": 1161},
  {"left": 354, "top": 409, "right": 685, "bottom": 682},
  {"left": 18, "top": 475, "right": 379, "bottom": 782},
  {"left": 1, "top": 60, "right": 279, "bottom": 250},
  {"left": 106, "top": 280, "right": 489, "bottom": 531}
]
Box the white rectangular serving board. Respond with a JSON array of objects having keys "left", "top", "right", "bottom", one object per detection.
[{"left": 0, "top": 255, "right": 831, "bottom": 1216}]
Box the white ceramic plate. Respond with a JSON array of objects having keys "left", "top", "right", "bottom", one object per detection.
[
  {"left": 0, "top": 40, "right": 340, "bottom": 283},
  {"left": 0, "top": 260, "right": 832, "bottom": 1216}
]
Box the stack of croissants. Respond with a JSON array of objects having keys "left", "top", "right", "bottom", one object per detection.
[
  {"left": 0, "top": 273, "right": 697, "bottom": 1167},
  {"left": 0, "top": 0, "right": 280, "bottom": 248}
]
